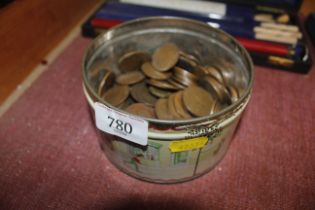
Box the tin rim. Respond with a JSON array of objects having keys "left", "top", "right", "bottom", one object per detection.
[{"left": 81, "top": 16, "right": 254, "bottom": 126}]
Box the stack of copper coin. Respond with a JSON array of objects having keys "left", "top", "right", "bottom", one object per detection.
[{"left": 90, "top": 43, "right": 240, "bottom": 120}]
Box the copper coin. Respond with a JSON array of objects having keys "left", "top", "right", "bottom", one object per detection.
[
  {"left": 116, "top": 71, "right": 145, "bottom": 85},
  {"left": 210, "top": 100, "right": 222, "bottom": 114},
  {"left": 141, "top": 62, "right": 172, "bottom": 80},
  {"left": 201, "top": 76, "right": 230, "bottom": 103},
  {"left": 130, "top": 82, "right": 157, "bottom": 105},
  {"left": 117, "top": 97, "right": 136, "bottom": 110},
  {"left": 103, "top": 85, "right": 130, "bottom": 106},
  {"left": 179, "top": 51, "right": 200, "bottom": 64},
  {"left": 146, "top": 79, "right": 178, "bottom": 90},
  {"left": 125, "top": 103, "right": 155, "bottom": 118},
  {"left": 176, "top": 55, "right": 198, "bottom": 72},
  {"left": 97, "top": 70, "right": 115, "bottom": 97},
  {"left": 203, "top": 66, "right": 225, "bottom": 84},
  {"left": 167, "top": 78, "right": 186, "bottom": 90},
  {"left": 155, "top": 99, "right": 173, "bottom": 120},
  {"left": 148, "top": 86, "right": 172, "bottom": 98},
  {"left": 173, "top": 91, "right": 192, "bottom": 119},
  {"left": 182, "top": 86, "right": 214, "bottom": 117},
  {"left": 168, "top": 94, "right": 182, "bottom": 119},
  {"left": 227, "top": 85, "right": 239, "bottom": 103},
  {"left": 118, "top": 51, "right": 150, "bottom": 72},
  {"left": 152, "top": 43, "right": 179, "bottom": 71}
]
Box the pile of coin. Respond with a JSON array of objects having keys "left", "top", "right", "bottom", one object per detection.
[{"left": 91, "top": 43, "right": 240, "bottom": 120}]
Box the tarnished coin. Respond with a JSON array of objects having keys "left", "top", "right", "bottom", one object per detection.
[
  {"left": 117, "top": 97, "right": 136, "bottom": 110},
  {"left": 97, "top": 70, "right": 115, "bottom": 97},
  {"left": 125, "top": 103, "right": 155, "bottom": 118},
  {"left": 152, "top": 43, "right": 180, "bottom": 71},
  {"left": 227, "top": 85, "right": 239, "bottom": 103},
  {"left": 173, "top": 91, "right": 192, "bottom": 119},
  {"left": 118, "top": 51, "right": 150, "bottom": 72},
  {"left": 201, "top": 76, "right": 230, "bottom": 104},
  {"left": 202, "top": 66, "right": 225, "bottom": 84},
  {"left": 148, "top": 86, "right": 172, "bottom": 98},
  {"left": 183, "top": 86, "right": 214, "bottom": 117},
  {"left": 155, "top": 99, "right": 173, "bottom": 120},
  {"left": 167, "top": 78, "right": 186, "bottom": 90},
  {"left": 131, "top": 82, "right": 157, "bottom": 105},
  {"left": 141, "top": 62, "right": 172, "bottom": 80},
  {"left": 146, "top": 79, "right": 178, "bottom": 90},
  {"left": 210, "top": 100, "right": 222, "bottom": 114},
  {"left": 179, "top": 51, "right": 200, "bottom": 64},
  {"left": 116, "top": 71, "right": 145, "bottom": 85},
  {"left": 168, "top": 94, "right": 182, "bottom": 119},
  {"left": 103, "top": 85, "right": 130, "bottom": 106}
]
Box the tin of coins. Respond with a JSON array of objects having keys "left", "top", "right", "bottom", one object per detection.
[
  {"left": 103, "top": 85, "right": 130, "bottom": 106},
  {"left": 148, "top": 86, "right": 172, "bottom": 98},
  {"left": 173, "top": 91, "right": 192, "bottom": 119},
  {"left": 183, "top": 86, "right": 215, "bottom": 117},
  {"left": 141, "top": 62, "right": 172, "bottom": 80},
  {"left": 116, "top": 71, "right": 145, "bottom": 85},
  {"left": 146, "top": 79, "right": 179, "bottom": 90},
  {"left": 152, "top": 43, "right": 180, "bottom": 71},
  {"left": 130, "top": 82, "right": 157, "bottom": 105},
  {"left": 97, "top": 70, "right": 115, "bottom": 97},
  {"left": 125, "top": 103, "right": 156, "bottom": 118},
  {"left": 155, "top": 98, "right": 173, "bottom": 120},
  {"left": 118, "top": 51, "right": 150, "bottom": 72}
]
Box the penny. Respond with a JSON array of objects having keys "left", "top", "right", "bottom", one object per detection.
[
  {"left": 130, "top": 82, "right": 157, "bottom": 105},
  {"left": 200, "top": 76, "right": 230, "bottom": 104},
  {"left": 103, "top": 85, "right": 130, "bottom": 106},
  {"left": 182, "top": 86, "right": 214, "bottom": 117},
  {"left": 227, "top": 85, "right": 239, "bottom": 103},
  {"left": 173, "top": 91, "right": 192, "bottom": 119},
  {"left": 167, "top": 78, "right": 186, "bottom": 90},
  {"left": 125, "top": 103, "right": 155, "bottom": 118},
  {"left": 211, "top": 101, "right": 221, "bottom": 114},
  {"left": 202, "top": 66, "right": 225, "bottom": 84},
  {"left": 118, "top": 51, "right": 150, "bottom": 72},
  {"left": 97, "top": 70, "right": 115, "bottom": 97},
  {"left": 152, "top": 43, "right": 179, "bottom": 71},
  {"left": 141, "top": 62, "right": 172, "bottom": 80},
  {"left": 179, "top": 51, "right": 200, "bottom": 64},
  {"left": 148, "top": 86, "right": 172, "bottom": 98},
  {"left": 168, "top": 94, "right": 182, "bottom": 119},
  {"left": 116, "top": 71, "right": 145, "bottom": 85},
  {"left": 117, "top": 97, "right": 136, "bottom": 110},
  {"left": 155, "top": 99, "right": 173, "bottom": 120},
  {"left": 146, "top": 79, "right": 178, "bottom": 90},
  {"left": 176, "top": 55, "right": 198, "bottom": 72}
]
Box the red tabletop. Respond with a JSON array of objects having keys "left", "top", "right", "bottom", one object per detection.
[{"left": 0, "top": 36, "right": 315, "bottom": 210}]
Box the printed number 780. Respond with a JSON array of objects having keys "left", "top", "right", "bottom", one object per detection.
[{"left": 108, "top": 116, "right": 133, "bottom": 134}]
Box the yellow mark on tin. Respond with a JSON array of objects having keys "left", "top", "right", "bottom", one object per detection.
[{"left": 169, "top": 137, "right": 208, "bottom": 152}]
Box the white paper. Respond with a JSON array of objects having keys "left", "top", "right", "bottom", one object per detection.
[
  {"left": 94, "top": 102, "right": 148, "bottom": 145},
  {"left": 120, "top": 0, "right": 227, "bottom": 16}
]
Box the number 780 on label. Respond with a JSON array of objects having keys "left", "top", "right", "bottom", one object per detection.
[{"left": 94, "top": 102, "right": 149, "bottom": 145}]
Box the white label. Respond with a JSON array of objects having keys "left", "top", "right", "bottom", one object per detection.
[{"left": 94, "top": 102, "right": 148, "bottom": 145}]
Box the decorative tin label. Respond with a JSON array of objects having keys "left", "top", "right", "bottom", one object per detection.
[
  {"left": 94, "top": 102, "right": 148, "bottom": 145},
  {"left": 169, "top": 136, "right": 208, "bottom": 152}
]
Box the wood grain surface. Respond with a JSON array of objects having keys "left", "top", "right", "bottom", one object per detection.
[{"left": 0, "top": 0, "right": 102, "bottom": 104}]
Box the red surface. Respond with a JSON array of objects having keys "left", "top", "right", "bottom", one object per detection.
[{"left": 1, "top": 36, "right": 315, "bottom": 210}]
